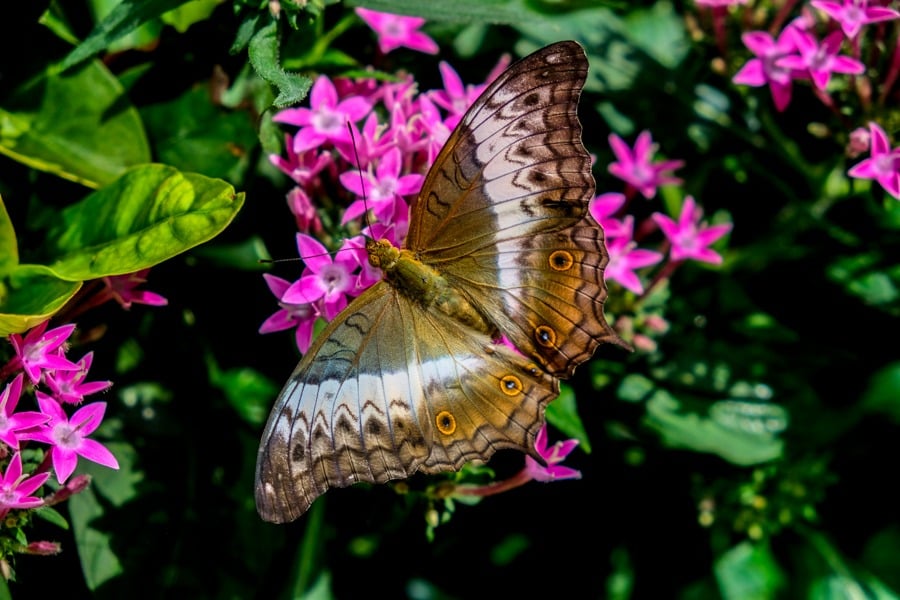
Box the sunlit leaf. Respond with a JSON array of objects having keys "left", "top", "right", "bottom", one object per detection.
[
  {"left": 0, "top": 61, "right": 151, "bottom": 187},
  {"left": 0, "top": 264, "right": 82, "bottom": 336},
  {"left": 714, "top": 541, "right": 786, "bottom": 599},
  {"left": 46, "top": 164, "right": 245, "bottom": 280}
]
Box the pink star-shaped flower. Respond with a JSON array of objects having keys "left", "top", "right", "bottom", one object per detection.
[
  {"left": 340, "top": 147, "right": 424, "bottom": 225},
  {"left": 44, "top": 352, "right": 112, "bottom": 405},
  {"left": 524, "top": 425, "right": 581, "bottom": 482},
  {"left": 283, "top": 234, "right": 360, "bottom": 321},
  {"left": 588, "top": 192, "right": 630, "bottom": 238},
  {"left": 274, "top": 76, "right": 373, "bottom": 154},
  {"left": 777, "top": 29, "right": 864, "bottom": 91},
  {"left": 355, "top": 8, "right": 439, "bottom": 55},
  {"left": 258, "top": 274, "right": 320, "bottom": 354},
  {"left": 810, "top": 0, "right": 900, "bottom": 39},
  {"left": 28, "top": 393, "right": 119, "bottom": 484},
  {"left": 0, "top": 452, "right": 50, "bottom": 515},
  {"left": 652, "top": 196, "right": 733, "bottom": 264},
  {"left": 9, "top": 321, "right": 79, "bottom": 384},
  {"left": 733, "top": 27, "right": 800, "bottom": 111},
  {"left": 604, "top": 217, "right": 664, "bottom": 294},
  {"left": 0, "top": 374, "right": 48, "bottom": 450},
  {"left": 607, "top": 131, "right": 684, "bottom": 199},
  {"left": 102, "top": 269, "right": 168, "bottom": 310},
  {"left": 848, "top": 121, "right": 900, "bottom": 199}
]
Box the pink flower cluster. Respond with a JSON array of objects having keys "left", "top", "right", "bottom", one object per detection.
[
  {"left": 590, "top": 131, "right": 732, "bottom": 297},
  {"left": 262, "top": 55, "right": 510, "bottom": 352},
  {"left": 1, "top": 321, "right": 119, "bottom": 519},
  {"left": 725, "top": 0, "right": 900, "bottom": 199}
]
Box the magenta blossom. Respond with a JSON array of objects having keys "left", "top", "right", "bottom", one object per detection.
[
  {"left": 355, "top": 8, "right": 439, "bottom": 55},
  {"left": 733, "top": 27, "right": 800, "bottom": 111},
  {"left": 607, "top": 131, "right": 684, "bottom": 199},
  {"left": 811, "top": 0, "right": 900, "bottom": 39},
  {"left": 258, "top": 274, "right": 320, "bottom": 354},
  {"left": 524, "top": 425, "right": 582, "bottom": 482},
  {"left": 777, "top": 29, "right": 864, "bottom": 91},
  {"left": 103, "top": 269, "right": 168, "bottom": 310},
  {"left": 0, "top": 374, "right": 48, "bottom": 450},
  {"left": 604, "top": 217, "right": 665, "bottom": 294},
  {"left": 652, "top": 196, "right": 733, "bottom": 264},
  {"left": 44, "top": 352, "right": 112, "bottom": 405},
  {"left": 283, "top": 235, "right": 360, "bottom": 320},
  {"left": 0, "top": 452, "right": 50, "bottom": 515},
  {"left": 848, "top": 122, "right": 900, "bottom": 199},
  {"left": 274, "top": 75, "right": 373, "bottom": 154},
  {"left": 28, "top": 393, "right": 119, "bottom": 484},
  {"left": 9, "top": 321, "right": 79, "bottom": 384},
  {"left": 340, "top": 147, "right": 424, "bottom": 225},
  {"left": 589, "top": 192, "right": 630, "bottom": 238}
]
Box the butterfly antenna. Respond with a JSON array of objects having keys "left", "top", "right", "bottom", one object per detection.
[{"left": 346, "top": 121, "right": 374, "bottom": 239}]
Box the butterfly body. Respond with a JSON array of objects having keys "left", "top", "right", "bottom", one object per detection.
[{"left": 256, "top": 41, "right": 620, "bottom": 523}]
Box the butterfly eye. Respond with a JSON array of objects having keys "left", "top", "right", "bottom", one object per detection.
[
  {"left": 534, "top": 325, "right": 557, "bottom": 348},
  {"left": 500, "top": 374, "right": 524, "bottom": 396},
  {"left": 548, "top": 250, "right": 575, "bottom": 271},
  {"left": 435, "top": 411, "right": 457, "bottom": 435}
]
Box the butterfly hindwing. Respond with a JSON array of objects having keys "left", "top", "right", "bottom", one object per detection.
[{"left": 255, "top": 284, "right": 558, "bottom": 523}]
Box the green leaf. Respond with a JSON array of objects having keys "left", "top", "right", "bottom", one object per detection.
[
  {"left": 0, "top": 61, "right": 151, "bottom": 188},
  {"left": 248, "top": 21, "right": 313, "bottom": 108},
  {"left": 160, "top": 0, "right": 223, "bottom": 33},
  {"left": 714, "top": 541, "right": 786, "bottom": 599},
  {"left": 0, "top": 264, "right": 82, "bottom": 336},
  {"left": 69, "top": 486, "right": 124, "bottom": 590},
  {"left": 644, "top": 390, "right": 784, "bottom": 465},
  {"left": 46, "top": 164, "right": 245, "bottom": 280},
  {"left": 33, "top": 506, "right": 71, "bottom": 530},
  {"left": 141, "top": 87, "right": 258, "bottom": 184},
  {"left": 861, "top": 362, "right": 900, "bottom": 423},
  {"left": 0, "top": 196, "right": 17, "bottom": 277},
  {"left": 546, "top": 383, "right": 592, "bottom": 453},
  {"left": 87, "top": 0, "right": 164, "bottom": 54},
  {"left": 622, "top": 1, "right": 689, "bottom": 69},
  {"left": 58, "top": 0, "right": 193, "bottom": 72},
  {"left": 207, "top": 353, "right": 279, "bottom": 426},
  {"left": 80, "top": 441, "right": 142, "bottom": 507}
]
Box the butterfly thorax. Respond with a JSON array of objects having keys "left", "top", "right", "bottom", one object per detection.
[{"left": 366, "top": 238, "right": 496, "bottom": 336}]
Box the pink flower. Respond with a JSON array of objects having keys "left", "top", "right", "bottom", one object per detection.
[
  {"left": 524, "top": 425, "right": 581, "bottom": 482},
  {"left": 848, "top": 121, "right": 900, "bottom": 199},
  {"left": 652, "top": 196, "right": 733, "bottom": 264},
  {"left": 0, "top": 453, "right": 50, "bottom": 514},
  {"left": 0, "top": 374, "right": 48, "bottom": 450},
  {"left": 607, "top": 131, "right": 684, "bottom": 199},
  {"left": 274, "top": 76, "right": 373, "bottom": 154},
  {"left": 283, "top": 234, "right": 359, "bottom": 320},
  {"left": 340, "top": 147, "right": 424, "bottom": 224},
  {"left": 777, "top": 29, "right": 864, "bottom": 91},
  {"left": 28, "top": 393, "right": 119, "bottom": 484},
  {"left": 258, "top": 274, "right": 320, "bottom": 354},
  {"left": 355, "top": 8, "right": 439, "bottom": 55},
  {"left": 811, "top": 0, "right": 900, "bottom": 39},
  {"left": 604, "top": 217, "right": 664, "bottom": 294},
  {"left": 269, "top": 139, "right": 331, "bottom": 187},
  {"left": 44, "top": 352, "right": 112, "bottom": 405},
  {"left": 589, "top": 192, "right": 630, "bottom": 238},
  {"left": 733, "top": 28, "right": 800, "bottom": 111},
  {"left": 103, "top": 269, "right": 168, "bottom": 310},
  {"left": 9, "top": 321, "right": 79, "bottom": 384},
  {"left": 286, "top": 187, "right": 322, "bottom": 234}
]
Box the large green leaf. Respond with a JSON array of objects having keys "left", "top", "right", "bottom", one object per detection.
[
  {"left": 69, "top": 486, "right": 124, "bottom": 590},
  {"left": 0, "top": 60, "right": 151, "bottom": 188},
  {"left": 0, "top": 264, "right": 82, "bottom": 336},
  {"left": 0, "top": 196, "right": 17, "bottom": 277},
  {"left": 46, "top": 164, "right": 245, "bottom": 280}
]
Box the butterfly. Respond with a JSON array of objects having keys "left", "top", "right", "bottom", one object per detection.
[{"left": 255, "top": 40, "right": 621, "bottom": 523}]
